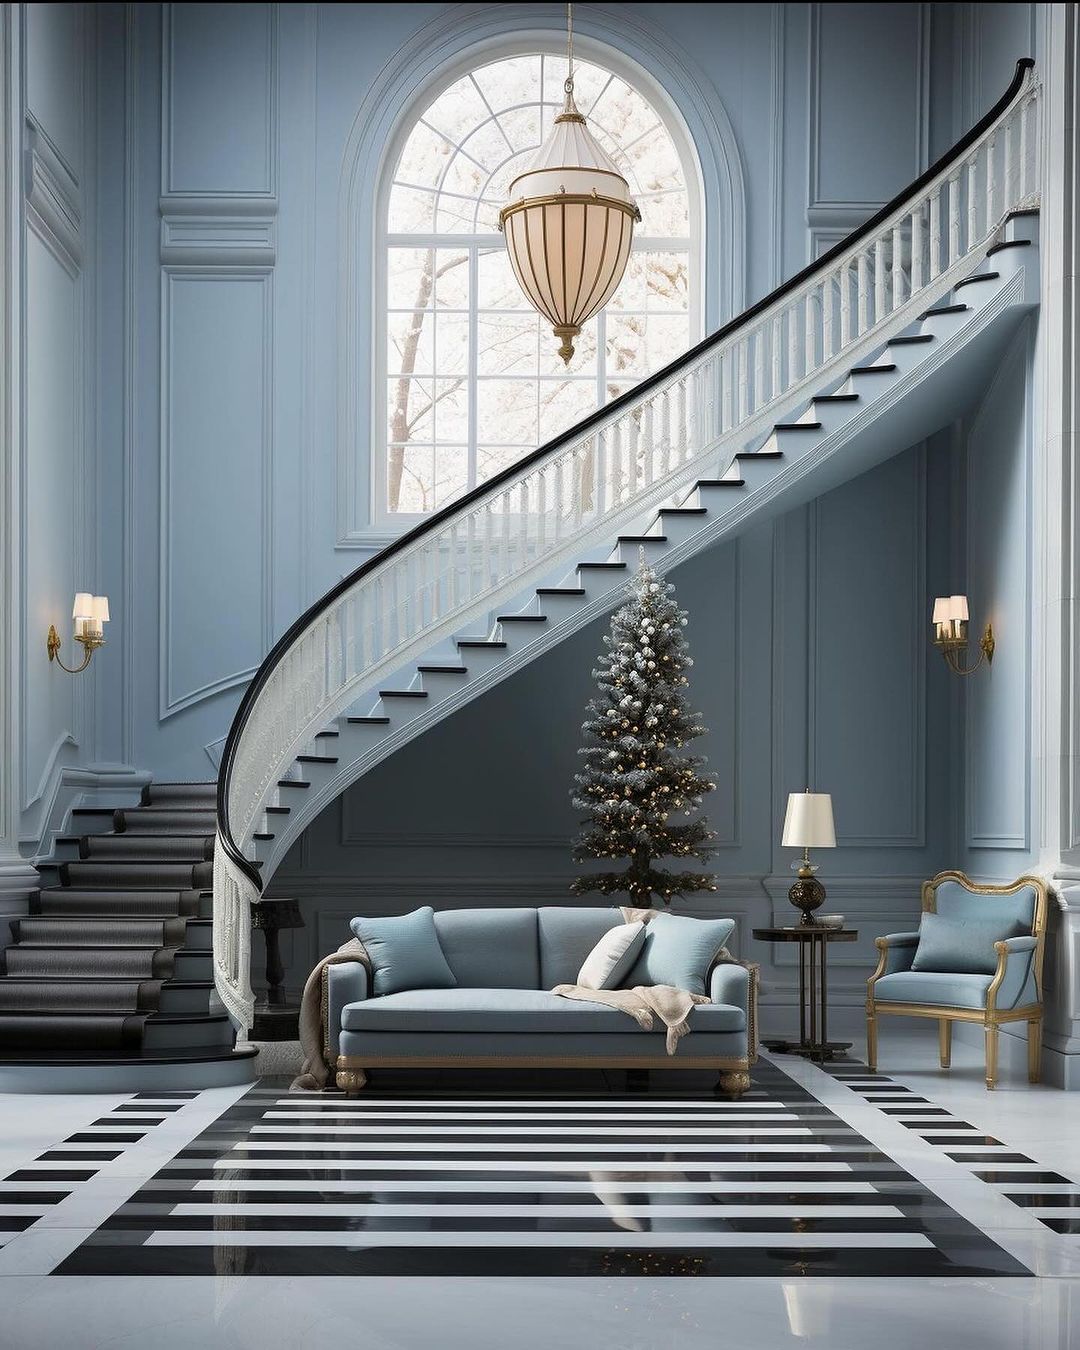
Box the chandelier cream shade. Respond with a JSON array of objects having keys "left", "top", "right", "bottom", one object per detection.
[{"left": 499, "top": 10, "right": 641, "bottom": 364}]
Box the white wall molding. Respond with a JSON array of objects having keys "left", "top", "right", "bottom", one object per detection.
[
  {"left": 159, "top": 213, "right": 276, "bottom": 267},
  {"left": 23, "top": 129, "right": 81, "bottom": 275},
  {"left": 24, "top": 761, "right": 151, "bottom": 859}
]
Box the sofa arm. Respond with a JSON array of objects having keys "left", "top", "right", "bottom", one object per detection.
[
  {"left": 869, "top": 932, "right": 921, "bottom": 984},
  {"left": 325, "top": 961, "right": 368, "bottom": 1065},
  {"left": 989, "top": 935, "right": 1039, "bottom": 1012},
  {"left": 710, "top": 961, "right": 758, "bottom": 1061}
]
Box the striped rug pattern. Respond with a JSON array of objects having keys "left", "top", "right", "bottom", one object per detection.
[
  {"left": 56, "top": 1065, "right": 1028, "bottom": 1277},
  {"left": 0, "top": 1092, "right": 198, "bottom": 1250},
  {"left": 829, "top": 1066, "right": 1080, "bottom": 1236}
]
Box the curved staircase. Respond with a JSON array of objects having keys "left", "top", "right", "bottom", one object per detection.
[{"left": 0, "top": 783, "right": 255, "bottom": 1090}]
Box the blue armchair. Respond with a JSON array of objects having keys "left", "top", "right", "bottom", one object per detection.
[{"left": 866, "top": 872, "right": 1048, "bottom": 1090}]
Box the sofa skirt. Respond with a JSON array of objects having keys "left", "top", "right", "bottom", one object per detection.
[{"left": 338, "top": 1030, "right": 749, "bottom": 1061}]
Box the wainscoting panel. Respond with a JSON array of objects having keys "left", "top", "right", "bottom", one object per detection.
[{"left": 159, "top": 269, "right": 272, "bottom": 718}]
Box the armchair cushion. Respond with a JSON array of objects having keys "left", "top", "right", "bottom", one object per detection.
[
  {"left": 911, "top": 910, "right": 1025, "bottom": 975},
  {"left": 872, "top": 970, "right": 995, "bottom": 1009},
  {"left": 350, "top": 906, "right": 457, "bottom": 997},
  {"left": 623, "top": 913, "right": 736, "bottom": 996}
]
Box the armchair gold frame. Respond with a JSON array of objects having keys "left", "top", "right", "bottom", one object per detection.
[{"left": 866, "top": 871, "right": 1048, "bottom": 1090}]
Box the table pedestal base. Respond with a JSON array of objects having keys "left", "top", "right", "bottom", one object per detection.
[{"left": 763, "top": 1037, "right": 852, "bottom": 1063}]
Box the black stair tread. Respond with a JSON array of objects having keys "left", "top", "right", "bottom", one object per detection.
[
  {"left": 417, "top": 664, "right": 468, "bottom": 673},
  {"left": 536, "top": 587, "right": 585, "bottom": 595},
  {"left": 277, "top": 780, "right": 311, "bottom": 788},
  {"left": 1006, "top": 206, "right": 1040, "bottom": 219},
  {"left": 161, "top": 980, "right": 214, "bottom": 991},
  {"left": 849, "top": 362, "right": 897, "bottom": 374},
  {"left": 696, "top": 478, "right": 745, "bottom": 487},
  {"left": 295, "top": 754, "right": 339, "bottom": 763},
  {"left": 145, "top": 1013, "right": 230, "bottom": 1025},
  {"left": 253, "top": 833, "right": 275, "bottom": 841},
  {"left": 987, "top": 238, "right": 1032, "bottom": 255},
  {"left": 813, "top": 393, "right": 860, "bottom": 403},
  {"left": 497, "top": 614, "right": 547, "bottom": 622},
  {"left": 314, "top": 730, "right": 340, "bottom": 738},
  {"left": 887, "top": 334, "right": 934, "bottom": 345},
  {"left": 735, "top": 450, "right": 783, "bottom": 460},
  {"left": 378, "top": 690, "right": 428, "bottom": 698},
  {"left": 457, "top": 639, "right": 508, "bottom": 648},
  {"left": 920, "top": 303, "right": 969, "bottom": 317},
  {"left": 954, "top": 271, "right": 1000, "bottom": 289},
  {"left": 773, "top": 421, "right": 822, "bottom": 430},
  {"left": 577, "top": 561, "right": 627, "bottom": 568},
  {"left": 265, "top": 806, "right": 290, "bottom": 814},
  {"left": 345, "top": 716, "right": 391, "bottom": 724},
  {"left": 71, "top": 808, "right": 116, "bottom": 817},
  {"left": 57, "top": 858, "right": 211, "bottom": 867},
  {"left": 0, "top": 1046, "right": 257, "bottom": 1066},
  {"left": 618, "top": 535, "right": 668, "bottom": 543},
  {"left": 658, "top": 507, "right": 707, "bottom": 514}
]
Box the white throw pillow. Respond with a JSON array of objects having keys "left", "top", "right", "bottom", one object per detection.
[{"left": 576, "top": 921, "right": 647, "bottom": 990}]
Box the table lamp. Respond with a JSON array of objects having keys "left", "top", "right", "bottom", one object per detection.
[{"left": 781, "top": 789, "right": 836, "bottom": 924}]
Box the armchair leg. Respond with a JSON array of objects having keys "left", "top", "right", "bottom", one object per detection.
[
  {"left": 1028, "top": 1019, "right": 1043, "bottom": 1084},
  {"left": 984, "top": 1023, "right": 999, "bottom": 1091},
  {"left": 938, "top": 1019, "right": 952, "bottom": 1069},
  {"left": 866, "top": 1009, "right": 878, "bottom": 1072}
]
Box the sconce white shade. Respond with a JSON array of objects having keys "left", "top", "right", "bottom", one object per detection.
[
  {"left": 72, "top": 592, "right": 94, "bottom": 620},
  {"left": 90, "top": 595, "right": 110, "bottom": 623},
  {"left": 932, "top": 597, "right": 950, "bottom": 625},
  {"left": 949, "top": 594, "right": 969, "bottom": 622},
  {"left": 781, "top": 791, "right": 836, "bottom": 849}
]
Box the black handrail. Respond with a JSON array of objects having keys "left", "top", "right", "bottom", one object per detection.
[{"left": 217, "top": 59, "right": 1035, "bottom": 891}]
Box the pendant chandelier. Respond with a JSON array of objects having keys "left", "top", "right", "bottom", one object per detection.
[{"left": 499, "top": 5, "right": 641, "bottom": 365}]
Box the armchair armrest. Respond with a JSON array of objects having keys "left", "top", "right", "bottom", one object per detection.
[
  {"left": 988, "top": 935, "right": 1040, "bottom": 1012},
  {"left": 325, "top": 961, "right": 368, "bottom": 1065},
  {"left": 869, "top": 931, "right": 920, "bottom": 987},
  {"left": 710, "top": 960, "right": 759, "bottom": 1061}
]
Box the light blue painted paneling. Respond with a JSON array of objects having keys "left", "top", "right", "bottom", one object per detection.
[
  {"left": 810, "top": 2, "right": 927, "bottom": 208},
  {"left": 811, "top": 449, "right": 925, "bottom": 847},
  {"left": 22, "top": 231, "right": 80, "bottom": 807},
  {"left": 25, "top": 1, "right": 83, "bottom": 179},
  {"left": 163, "top": 2, "right": 275, "bottom": 196},
  {"left": 161, "top": 271, "right": 270, "bottom": 716},
  {"left": 964, "top": 325, "right": 1032, "bottom": 854}
]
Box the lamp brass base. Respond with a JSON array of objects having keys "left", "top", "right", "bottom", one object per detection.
[{"left": 789, "top": 866, "right": 826, "bottom": 925}]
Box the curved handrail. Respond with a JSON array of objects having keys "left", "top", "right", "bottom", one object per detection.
[{"left": 216, "top": 58, "right": 1037, "bottom": 895}]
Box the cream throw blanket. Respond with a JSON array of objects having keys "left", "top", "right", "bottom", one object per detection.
[
  {"left": 552, "top": 905, "right": 710, "bottom": 1055},
  {"left": 291, "top": 937, "right": 370, "bottom": 1093}
]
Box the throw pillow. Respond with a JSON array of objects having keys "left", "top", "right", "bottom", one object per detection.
[
  {"left": 910, "top": 909, "right": 1025, "bottom": 976},
  {"left": 349, "top": 907, "right": 457, "bottom": 996},
  {"left": 576, "top": 921, "right": 647, "bottom": 990},
  {"left": 622, "top": 912, "right": 736, "bottom": 996}
]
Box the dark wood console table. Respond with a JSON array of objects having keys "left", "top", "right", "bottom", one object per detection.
[{"left": 752, "top": 925, "right": 858, "bottom": 1062}]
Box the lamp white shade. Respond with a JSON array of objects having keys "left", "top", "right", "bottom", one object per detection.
[
  {"left": 949, "top": 594, "right": 969, "bottom": 621},
  {"left": 931, "top": 596, "right": 950, "bottom": 624},
  {"left": 72, "top": 592, "right": 94, "bottom": 620},
  {"left": 781, "top": 791, "right": 836, "bottom": 849},
  {"left": 90, "top": 595, "right": 110, "bottom": 623}
]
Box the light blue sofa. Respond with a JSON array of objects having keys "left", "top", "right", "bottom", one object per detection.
[{"left": 326, "top": 906, "right": 758, "bottom": 1097}]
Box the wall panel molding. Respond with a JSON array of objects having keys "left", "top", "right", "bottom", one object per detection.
[{"left": 23, "top": 129, "right": 81, "bottom": 275}]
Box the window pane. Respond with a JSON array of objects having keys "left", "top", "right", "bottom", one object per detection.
[
  {"left": 393, "top": 445, "right": 435, "bottom": 513},
  {"left": 387, "top": 377, "right": 434, "bottom": 444},
  {"left": 388, "top": 186, "right": 436, "bottom": 234},
  {"left": 478, "top": 249, "right": 528, "bottom": 309},
  {"left": 396, "top": 122, "right": 452, "bottom": 192},
  {"left": 388, "top": 248, "right": 436, "bottom": 310},
  {"left": 638, "top": 189, "right": 690, "bottom": 236},
  {"left": 539, "top": 378, "right": 597, "bottom": 440},
  {"left": 538, "top": 321, "right": 596, "bottom": 378},
  {"left": 434, "top": 313, "right": 469, "bottom": 376},
  {"left": 433, "top": 445, "right": 469, "bottom": 508},
  {"left": 434, "top": 249, "right": 469, "bottom": 309},
  {"left": 434, "top": 379, "right": 468, "bottom": 444},
  {"left": 477, "top": 311, "right": 537, "bottom": 376},
  {"left": 478, "top": 379, "right": 538, "bottom": 445},
  {"left": 388, "top": 311, "right": 434, "bottom": 378},
  {"left": 472, "top": 55, "right": 542, "bottom": 110},
  {"left": 478, "top": 444, "right": 528, "bottom": 480},
  {"left": 423, "top": 76, "right": 490, "bottom": 147}
]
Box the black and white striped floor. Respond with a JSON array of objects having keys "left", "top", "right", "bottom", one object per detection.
[
  {"left": 55, "top": 1063, "right": 1027, "bottom": 1278},
  {"left": 828, "top": 1065, "right": 1080, "bottom": 1236}
]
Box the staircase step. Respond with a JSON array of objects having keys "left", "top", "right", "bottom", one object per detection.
[
  {"left": 536, "top": 587, "right": 585, "bottom": 596},
  {"left": 417, "top": 664, "right": 467, "bottom": 674},
  {"left": 265, "top": 806, "right": 291, "bottom": 815},
  {"left": 0, "top": 979, "right": 160, "bottom": 1013},
  {"left": 277, "top": 779, "right": 311, "bottom": 789},
  {"left": 0, "top": 1013, "right": 144, "bottom": 1052},
  {"left": 658, "top": 507, "right": 707, "bottom": 515},
  {"left": 849, "top": 363, "right": 897, "bottom": 375},
  {"left": 58, "top": 860, "right": 214, "bottom": 890},
  {"left": 456, "top": 639, "right": 508, "bottom": 649},
  {"left": 497, "top": 614, "right": 547, "bottom": 622},
  {"left": 695, "top": 479, "right": 745, "bottom": 488},
  {"left": 774, "top": 421, "right": 822, "bottom": 431},
  {"left": 618, "top": 535, "right": 668, "bottom": 544},
  {"left": 11, "top": 917, "right": 186, "bottom": 947},
  {"left": 736, "top": 450, "right": 783, "bottom": 460},
  {"left": 253, "top": 833, "right": 275, "bottom": 842},
  {"left": 314, "top": 730, "right": 340, "bottom": 739},
  {"left": 143, "top": 1014, "right": 234, "bottom": 1052},
  {"left": 115, "top": 807, "right": 217, "bottom": 835},
  {"left": 4, "top": 946, "right": 178, "bottom": 980},
  {"left": 295, "top": 754, "right": 339, "bottom": 764},
  {"left": 920, "top": 303, "right": 969, "bottom": 318},
  {"left": 141, "top": 782, "right": 216, "bottom": 809},
  {"left": 987, "top": 238, "right": 1032, "bottom": 256},
  {"left": 32, "top": 888, "right": 205, "bottom": 918},
  {"left": 577, "top": 561, "right": 627, "bottom": 569},
  {"left": 813, "top": 393, "right": 860, "bottom": 403},
  {"left": 888, "top": 334, "right": 934, "bottom": 345},
  {"left": 378, "top": 690, "right": 428, "bottom": 699},
  {"left": 954, "top": 271, "right": 1000, "bottom": 289},
  {"left": 0, "top": 1044, "right": 256, "bottom": 1068},
  {"left": 345, "top": 717, "right": 391, "bottom": 725},
  {"left": 79, "top": 834, "right": 213, "bottom": 862}
]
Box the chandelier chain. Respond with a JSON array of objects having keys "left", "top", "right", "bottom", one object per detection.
[{"left": 566, "top": 2, "right": 574, "bottom": 95}]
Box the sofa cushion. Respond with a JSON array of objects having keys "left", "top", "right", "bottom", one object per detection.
[
  {"left": 623, "top": 913, "right": 736, "bottom": 995},
  {"left": 538, "top": 907, "right": 623, "bottom": 987},
  {"left": 341, "top": 987, "right": 745, "bottom": 1034},
  {"left": 872, "top": 971, "right": 994, "bottom": 1009},
  {"left": 911, "top": 910, "right": 1024, "bottom": 975},
  {"left": 433, "top": 908, "right": 539, "bottom": 988},
  {"left": 349, "top": 907, "right": 456, "bottom": 997},
  {"left": 577, "top": 921, "right": 647, "bottom": 990}
]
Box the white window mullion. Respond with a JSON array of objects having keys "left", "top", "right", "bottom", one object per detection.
[{"left": 468, "top": 245, "right": 479, "bottom": 491}]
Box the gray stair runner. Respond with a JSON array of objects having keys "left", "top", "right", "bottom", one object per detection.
[{"left": 0, "top": 782, "right": 240, "bottom": 1061}]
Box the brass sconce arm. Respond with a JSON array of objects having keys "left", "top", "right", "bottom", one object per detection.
[
  {"left": 46, "top": 624, "right": 103, "bottom": 675},
  {"left": 935, "top": 621, "right": 995, "bottom": 676}
]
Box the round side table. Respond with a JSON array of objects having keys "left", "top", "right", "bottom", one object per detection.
[{"left": 752, "top": 925, "right": 858, "bottom": 1062}]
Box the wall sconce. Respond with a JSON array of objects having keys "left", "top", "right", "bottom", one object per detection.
[
  {"left": 932, "top": 594, "right": 994, "bottom": 675},
  {"left": 47, "top": 593, "right": 109, "bottom": 673}
]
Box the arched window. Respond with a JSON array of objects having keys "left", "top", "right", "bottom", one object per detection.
[{"left": 379, "top": 49, "right": 701, "bottom": 517}]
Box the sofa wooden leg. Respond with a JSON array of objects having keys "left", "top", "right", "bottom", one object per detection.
[
  {"left": 336, "top": 1068, "right": 368, "bottom": 1097},
  {"left": 939, "top": 1018, "right": 952, "bottom": 1069},
  {"left": 717, "top": 1069, "right": 750, "bottom": 1099},
  {"left": 1028, "top": 1018, "right": 1043, "bottom": 1084},
  {"left": 866, "top": 1010, "right": 878, "bottom": 1072},
  {"left": 984, "top": 1023, "right": 999, "bottom": 1091}
]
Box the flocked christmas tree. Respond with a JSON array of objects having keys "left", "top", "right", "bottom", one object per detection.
[{"left": 571, "top": 553, "right": 718, "bottom": 907}]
